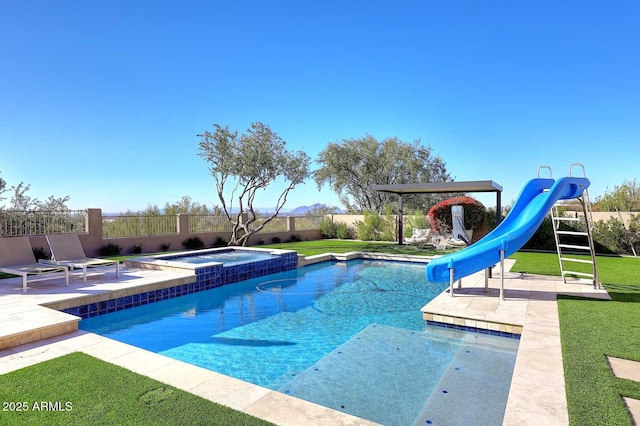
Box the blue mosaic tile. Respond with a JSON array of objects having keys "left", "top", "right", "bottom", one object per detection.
[
  {"left": 426, "top": 320, "right": 521, "bottom": 340},
  {"left": 65, "top": 250, "right": 297, "bottom": 319}
]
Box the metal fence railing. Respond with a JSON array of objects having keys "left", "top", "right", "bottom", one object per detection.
[
  {"left": 102, "top": 215, "right": 178, "bottom": 238},
  {"left": 256, "top": 217, "right": 288, "bottom": 233},
  {"left": 188, "top": 215, "right": 234, "bottom": 233},
  {"left": 0, "top": 210, "right": 87, "bottom": 237}
]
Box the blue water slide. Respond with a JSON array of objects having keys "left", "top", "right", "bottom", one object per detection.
[{"left": 426, "top": 177, "right": 590, "bottom": 283}]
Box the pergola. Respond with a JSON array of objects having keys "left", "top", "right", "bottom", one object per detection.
[{"left": 371, "top": 180, "right": 503, "bottom": 244}]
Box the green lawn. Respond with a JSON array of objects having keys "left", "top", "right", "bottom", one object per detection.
[
  {"left": 263, "top": 239, "right": 452, "bottom": 256},
  {"left": 0, "top": 352, "right": 273, "bottom": 426}
]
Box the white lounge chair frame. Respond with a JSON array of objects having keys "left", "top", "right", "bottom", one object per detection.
[
  {"left": 0, "top": 237, "right": 69, "bottom": 292},
  {"left": 45, "top": 234, "right": 120, "bottom": 283},
  {"left": 404, "top": 228, "right": 433, "bottom": 247}
]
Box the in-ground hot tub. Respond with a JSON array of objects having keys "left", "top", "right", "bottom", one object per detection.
[{"left": 125, "top": 247, "right": 299, "bottom": 290}]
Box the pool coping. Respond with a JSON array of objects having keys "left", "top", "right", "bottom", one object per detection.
[{"left": 0, "top": 251, "right": 613, "bottom": 425}]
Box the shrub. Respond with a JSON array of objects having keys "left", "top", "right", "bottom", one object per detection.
[
  {"left": 405, "top": 209, "right": 429, "bottom": 237},
  {"left": 212, "top": 236, "right": 228, "bottom": 247},
  {"left": 32, "top": 246, "right": 48, "bottom": 261},
  {"left": 319, "top": 217, "right": 337, "bottom": 239},
  {"left": 182, "top": 237, "right": 204, "bottom": 250},
  {"left": 522, "top": 216, "right": 556, "bottom": 251},
  {"left": 160, "top": 242, "right": 171, "bottom": 252},
  {"left": 336, "top": 222, "right": 353, "bottom": 239},
  {"left": 271, "top": 236, "right": 282, "bottom": 244},
  {"left": 355, "top": 208, "right": 395, "bottom": 241},
  {"left": 427, "top": 196, "right": 485, "bottom": 234},
  {"left": 290, "top": 234, "right": 302, "bottom": 242},
  {"left": 593, "top": 216, "right": 640, "bottom": 255},
  {"left": 131, "top": 244, "right": 143, "bottom": 254},
  {"left": 99, "top": 242, "right": 122, "bottom": 256}
]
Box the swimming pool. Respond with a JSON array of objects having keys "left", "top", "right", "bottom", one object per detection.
[{"left": 81, "top": 259, "right": 519, "bottom": 425}]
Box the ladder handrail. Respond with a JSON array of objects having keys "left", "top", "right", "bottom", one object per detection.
[
  {"left": 569, "top": 163, "right": 587, "bottom": 177},
  {"left": 537, "top": 165, "right": 553, "bottom": 179}
]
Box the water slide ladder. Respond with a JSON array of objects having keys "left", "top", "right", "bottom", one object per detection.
[{"left": 542, "top": 164, "right": 600, "bottom": 289}]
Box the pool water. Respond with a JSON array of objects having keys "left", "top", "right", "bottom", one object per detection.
[
  {"left": 164, "top": 249, "right": 276, "bottom": 265},
  {"left": 81, "top": 260, "right": 519, "bottom": 425}
]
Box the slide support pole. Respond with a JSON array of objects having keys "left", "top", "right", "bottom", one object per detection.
[
  {"left": 449, "top": 267, "right": 455, "bottom": 297},
  {"left": 484, "top": 267, "right": 489, "bottom": 292},
  {"left": 500, "top": 249, "right": 505, "bottom": 301}
]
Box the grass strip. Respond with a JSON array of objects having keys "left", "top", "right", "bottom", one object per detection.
[
  {"left": 0, "top": 352, "right": 273, "bottom": 426},
  {"left": 263, "top": 239, "right": 452, "bottom": 256}
]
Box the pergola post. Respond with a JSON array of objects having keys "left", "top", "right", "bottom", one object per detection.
[{"left": 397, "top": 195, "right": 404, "bottom": 244}]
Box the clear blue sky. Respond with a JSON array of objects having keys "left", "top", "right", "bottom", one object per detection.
[{"left": 1, "top": 1, "right": 638, "bottom": 213}]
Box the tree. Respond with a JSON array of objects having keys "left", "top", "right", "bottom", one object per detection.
[
  {"left": 0, "top": 173, "right": 6, "bottom": 203},
  {"left": 594, "top": 179, "right": 640, "bottom": 211},
  {"left": 314, "top": 135, "right": 453, "bottom": 213},
  {"left": 0, "top": 173, "right": 75, "bottom": 236},
  {"left": 162, "top": 196, "right": 217, "bottom": 216},
  {"left": 2, "top": 180, "right": 70, "bottom": 212},
  {"left": 125, "top": 196, "right": 220, "bottom": 216},
  {"left": 198, "top": 122, "right": 311, "bottom": 246}
]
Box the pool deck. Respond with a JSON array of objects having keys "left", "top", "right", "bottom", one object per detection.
[{"left": 0, "top": 253, "right": 636, "bottom": 425}]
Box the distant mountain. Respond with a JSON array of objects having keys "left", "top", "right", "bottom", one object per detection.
[{"left": 288, "top": 203, "right": 343, "bottom": 215}]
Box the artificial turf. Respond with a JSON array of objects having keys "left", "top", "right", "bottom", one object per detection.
[
  {"left": 0, "top": 352, "right": 273, "bottom": 426},
  {"left": 510, "top": 251, "right": 640, "bottom": 425}
]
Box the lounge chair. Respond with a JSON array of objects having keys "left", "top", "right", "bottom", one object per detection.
[
  {"left": 404, "top": 228, "right": 433, "bottom": 246},
  {"left": 45, "top": 234, "right": 120, "bottom": 283},
  {"left": 0, "top": 237, "right": 69, "bottom": 292},
  {"left": 432, "top": 233, "right": 469, "bottom": 250}
]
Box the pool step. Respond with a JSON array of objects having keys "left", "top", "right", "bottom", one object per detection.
[
  {"left": 0, "top": 304, "right": 79, "bottom": 350},
  {"left": 414, "top": 332, "right": 518, "bottom": 425},
  {"left": 277, "top": 324, "right": 451, "bottom": 425}
]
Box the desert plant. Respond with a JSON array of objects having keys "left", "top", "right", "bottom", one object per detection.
[
  {"left": 319, "top": 217, "right": 337, "bottom": 239},
  {"left": 335, "top": 222, "right": 353, "bottom": 239},
  {"left": 160, "top": 242, "right": 171, "bottom": 252},
  {"left": 593, "top": 215, "right": 640, "bottom": 255},
  {"left": 99, "top": 242, "right": 122, "bottom": 256},
  {"left": 132, "top": 244, "right": 143, "bottom": 254},
  {"left": 182, "top": 237, "right": 205, "bottom": 250},
  {"left": 290, "top": 234, "right": 302, "bottom": 242},
  {"left": 405, "top": 209, "right": 429, "bottom": 237},
  {"left": 355, "top": 208, "right": 395, "bottom": 241},
  {"left": 271, "top": 236, "right": 282, "bottom": 244}
]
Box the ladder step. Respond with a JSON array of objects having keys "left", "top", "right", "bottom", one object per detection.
[
  {"left": 558, "top": 244, "right": 591, "bottom": 250},
  {"left": 557, "top": 230, "right": 589, "bottom": 236},
  {"left": 563, "top": 271, "right": 594, "bottom": 278},
  {"left": 554, "top": 203, "right": 583, "bottom": 208},
  {"left": 560, "top": 257, "right": 594, "bottom": 264},
  {"left": 553, "top": 217, "right": 583, "bottom": 222}
]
